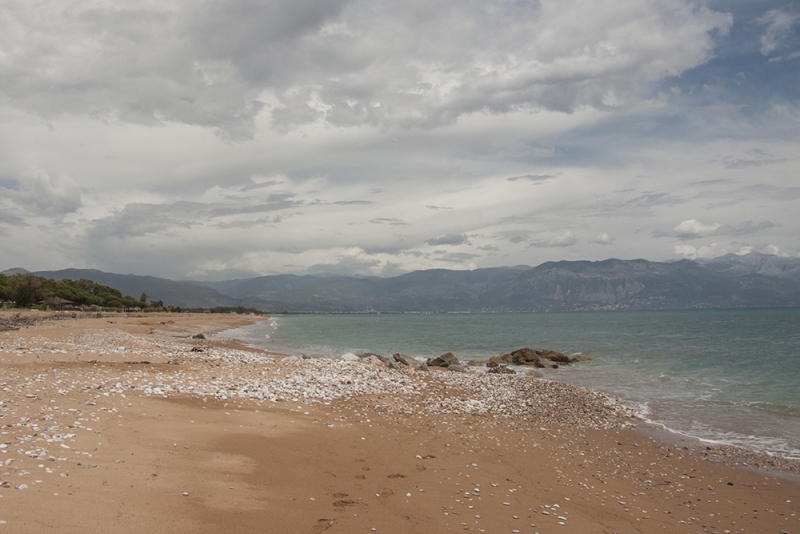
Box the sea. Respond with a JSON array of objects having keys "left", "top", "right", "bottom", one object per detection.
[{"left": 221, "top": 308, "right": 800, "bottom": 460}]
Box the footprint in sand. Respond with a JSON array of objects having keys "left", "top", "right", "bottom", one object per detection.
[
  {"left": 387, "top": 473, "right": 407, "bottom": 479},
  {"left": 312, "top": 519, "right": 334, "bottom": 533}
]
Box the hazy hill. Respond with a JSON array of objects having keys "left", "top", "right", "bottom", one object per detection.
[
  {"left": 198, "top": 267, "right": 526, "bottom": 312},
  {"left": 698, "top": 252, "right": 800, "bottom": 282},
  {"left": 485, "top": 257, "right": 800, "bottom": 311},
  {"left": 32, "top": 269, "right": 244, "bottom": 309}
]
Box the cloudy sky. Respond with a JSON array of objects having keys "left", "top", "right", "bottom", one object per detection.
[{"left": 0, "top": 0, "right": 798, "bottom": 280}]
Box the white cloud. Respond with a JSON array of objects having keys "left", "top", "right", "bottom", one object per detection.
[
  {"left": 3, "top": 168, "right": 82, "bottom": 216},
  {"left": 672, "top": 219, "right": 721, "bottom": 239},
  {"left": 655, "top": 219, "right": 777, "bottom": 240},
  {"left": 758, "top": 8, "right": 800, "bottom": 55},
  {"left": 591, "top": 233, "right": 615, "bottom": 245},
  {"left": 529, "top": 231, "right": 578, "bottom": 248}
]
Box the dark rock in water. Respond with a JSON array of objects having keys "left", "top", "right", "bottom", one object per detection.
[
  {"left": 467, "top": 360, "right": 485, "bottom": 367},
  {"left": 488, "top": 365, "right": 516, "bottom": 375},
  {"left": 511, "top": 348, "right": 540, "bottom": 365},
  {"left": 489, "top": 353, "right": 513, "bottom": 365},
  {"left": 427, "top": 352, "right": 460, "bottom": 367},
  {"left": 191, "top": 333, "right": 206, "bottom": 340},
  {"left": 486, "top": 360, "right": 499, "bottom": 368},
  {"left": 527, "top": 370, "right": 544, "bottom": 378},
  {"left": 511, "top": 347, "right": 570, "bottom": 365},
  {"left": 541, "top": 349, "right": 571, "bottom": 363},
  {"left": 533, "top": 357, "right": 558, "bottom": 369},
  {"left": 393, "top": 353, "right": 420, "bottom": 367},
  {"left": 571, "top": 355, "right": 594, "bottom": 363},
  {"left": 447, "top": 363, "right": 467, "bottom": 373}
]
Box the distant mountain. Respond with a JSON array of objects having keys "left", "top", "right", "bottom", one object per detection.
[
  {"left": 697, "top": 252, "right": 800, "bottom": 283},
  {"left": 32, "top": 269, "right": 245, "bottom": 309},
  {"left": 1, "top": 268, "right": 31, "bottom": 275},
  {"left": 19, "top": 253, "right": 800, "bottom": 312},
  {"left": 203, "top": 258, "right": 800, "bottom": 312},
  {"left": 198, "top": 267, "right": 527, "bottom": 312},
  {"left": 485, "top": 257, "right": 800, "bottom": 312}
]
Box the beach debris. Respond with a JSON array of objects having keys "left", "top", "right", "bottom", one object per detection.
[{"left": 488, "top": 365, "right": 516, "bottom": 375}]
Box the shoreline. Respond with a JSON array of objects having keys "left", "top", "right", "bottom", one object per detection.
[
  {"left": 220, "top": 316, "right": 800, "bottom": 473},
  {"left": 1, "top": 311, "right": 799, "bottom": 532}
]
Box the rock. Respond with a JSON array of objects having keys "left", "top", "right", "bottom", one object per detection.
[
  {"left": 512, "top": 347, "right": 570, "bottom": 365},
  {"left": 363, "top": 355, "right": 386, "bottom": 366},
  {"left": 541, "top": 349, "right": 571, "bottom": 363},
  {"left": 340, "top": 352, "right": 360, "bottom": 361},
  {"left": 488, "top": 366, "right": 516, "bottom": 375},
  {"left": 426, "top": 352, "right": 460, "bottom": 368},
  {"left": 486, "top": 360, "right": 499, "bottom": 368},
  {"left": 418, "top": 363, "right": 429, "bottom": 372},
  {"left": 571, "top": 355, "right": 594, "bottom": 363},
  {"left": 533, "top": 357, "right": 558, "bottom": 369},
  {"left": 393, "top": 353, "right": 420, "bottom": 367},
  {"left": 489, "top": 353, "right": 513, "bottom": 365},
  {"left": 447, "top": 364, "right": 467, "bottom": 373},
  {"left": 511, "top": 348, "right": 541, "bottom": 365},
  {"left": 467, "top": 360, "right": 485, "bottom": 367},
  {"left": 191, "top": 333, "right": 206, "bottom": 339},
  {"left": 526, "top": 370, "right": 544, "bottom": 378},
  {"left": 359, "top": 353, "right": 391, "bottom": 364}
]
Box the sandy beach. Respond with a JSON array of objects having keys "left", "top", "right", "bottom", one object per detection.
[{"left": 1, "top": 311, "right": 798, "bottom": 533}]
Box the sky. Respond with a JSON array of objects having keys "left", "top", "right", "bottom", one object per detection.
[{"left": 0, "top": 0, "right": 798, "bottom": 280}]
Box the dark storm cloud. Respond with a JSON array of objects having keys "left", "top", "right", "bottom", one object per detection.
[
  {"left": 427, "top": 234, "right": 469, "bottom": 246},
  {"left": 506, "top": 174, "right": 555, "bottom": 183},
  {"left": 0, "top": 0, "right": 733, "bottom": 139}
]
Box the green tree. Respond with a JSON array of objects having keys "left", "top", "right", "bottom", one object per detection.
[
  {"left": 9, "top": 273, "right": 42, "bottom": 308},
  {"left": 0, "top": 274, "right": 9, "bottom": 301},
  {"left": 139, "top": 292, "right": 149, "bottom": 304}
]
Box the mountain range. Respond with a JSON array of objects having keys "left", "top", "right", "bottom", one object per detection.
[{"left": 4, "top": 252, "right": 800, "bottom": 312}]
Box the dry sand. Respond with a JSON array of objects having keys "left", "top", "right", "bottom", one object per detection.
[{"left": 1, "top": 311, "right": 798, "bottom": 533}]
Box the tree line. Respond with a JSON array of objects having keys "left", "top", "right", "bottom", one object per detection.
[{"left": 0, "top": 273, "right": 164, "bottom": 310}]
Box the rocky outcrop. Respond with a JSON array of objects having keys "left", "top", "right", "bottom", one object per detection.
[
  {"left": 533, "top": 357, "right": 558, "bottom": 369},
  {"left": 510, "top": 347, "right": 570, "bottom": 367},
  {"left": 488, "top": 353, "right": 513, "bottom": 366},
  {"left": 393, "top": 353, "right": 421, "bottom": 367},
  {"left": 570, "top": 355, "right": 594, "bottom": 363},
  {"left": 541, "top": 349, "right": 570, "bottom": 363},
  {"left": 510, "top": 348, "right": 539, "bottom": 364},
  {"left": 427, "top": 352, "right": 460, "bottom": 368}
]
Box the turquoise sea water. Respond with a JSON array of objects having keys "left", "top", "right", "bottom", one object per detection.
[{"left": 222, "top": 309, "right": 800, "bottom": 459}]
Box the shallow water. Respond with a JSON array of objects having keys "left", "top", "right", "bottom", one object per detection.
[{"left": 222, "top": 309, "right": 800, "bottom": 459}]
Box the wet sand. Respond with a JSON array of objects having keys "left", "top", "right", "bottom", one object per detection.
[{"left": 1, "top": 311, "right": 798, "bottom": 533}]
